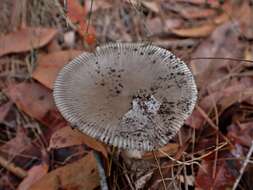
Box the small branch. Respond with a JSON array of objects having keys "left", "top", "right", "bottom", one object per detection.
[
  {"left": 0, "top": 155, "right": 27, "bottom": 178},
  {"left": 153, "top": 151, "right": 167, "bottom": 190},
  {"left": 232, "top": 140, "right": 253, "bottom": 190},
  {"left": 190, "top": 57, "right": 253, "bottom": 63}
]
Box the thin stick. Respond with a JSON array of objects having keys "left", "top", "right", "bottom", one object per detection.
[
  {"left": 85, "top": 0, "right": 94, "bottom": 34},
  {"left": 190, "top": 57, "right": 253, "bottom": 63},
  {"left": 0, "top": 155, "right": 27, "bottom": 178},
  {"left": 232, "top": 140, "right": 253, "bottom": 190},
  {"left": 152, "top": 151, "right": 167, "bottom": 190}
]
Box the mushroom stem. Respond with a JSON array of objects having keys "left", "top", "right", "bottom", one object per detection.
[{"left": 122, "top": 149, "right": 144, "bottom": 159}]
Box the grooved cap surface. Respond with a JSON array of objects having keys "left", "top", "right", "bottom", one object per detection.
[{"left": 53, "top": 43, "right": 197, "bottom": 151}]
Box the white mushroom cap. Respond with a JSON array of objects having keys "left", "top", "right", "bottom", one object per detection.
[{"left": 53, "top": 43, "right": 197, "bottom": 151}]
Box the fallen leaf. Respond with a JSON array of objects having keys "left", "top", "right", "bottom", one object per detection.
[
  {"left": 195, "top": 154, "right": 239, "bottom": 190},
  {"left": 190, "top": 22, "right": 243, "bottom": 92},
  {"left": 32, "top": 50, "right": 83, "bottom": 89},
  {"left": 171, "top": 3, "right": 231, "bottom": 39},
  {"left": 4, "top": 82, "right": 67, "bottom": 133},
  {"left": 141, "top": 1, "right": 160, "bottom": 13},
  {"left": 186, "top": 83, "right": 252, "bottom": 129},
  {"left": 17, "top": 164, "right": 48, "bottom": 190},
  {"left": 164, "top": 18, "right": 182, "bottom": 31},
  {"left": 227, "top": 122, "right": 253, "bottom": 147},
  {"left": 0, "top": 27, "right": 57, "bottom": 57},
  {"left": 66, "top": 0, "right": 96, "bottom": 40},
  {"left": 180, "top": 7, "right": 216, "bottom": 19},
  {"left": 29, "top": 152, "right": 100, "bottom": 190},
  {"left": 0, "top": 102, "right": 12, "bottom": 122},
  {"left": 146, "top": 17, "right": 163, "bottom": 35},
  {"left": 49, "top": 126, "right": 108, "bottom": 160},
  {"left": 0, "top": 126, "right": 31, "bottom": 157},
  {"left": 5, "top": 82, "right": 54, "bottom": 122},
  {"left": 237, "top": 1, "right": 253, "bottom": 39},
  {"left": 243, "top": 46, "right": 253, "bottom": 67},
  {"left": 171, "top": 24, "right": 216, "bottom": 38}
]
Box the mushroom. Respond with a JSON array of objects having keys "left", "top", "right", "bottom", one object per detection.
[{"left": 53, "top": 43, "right": 197, "bottom": 153}]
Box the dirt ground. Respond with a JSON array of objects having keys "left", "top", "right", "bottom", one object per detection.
[{"left": 0, "top": 0, "right": 253, "bottom": 190}]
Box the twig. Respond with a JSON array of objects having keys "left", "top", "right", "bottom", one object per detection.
[
  {"left": 190, "top": 57, "right": 253, "bottom": 63},
  {"left": 152, "top": 151, "right": 167, "bottom": 190},
  {"left": 159, "top": 142, "right": 227, "bottom": 167},
  {"left": 211, "top": 97, "right": 219, "bottom": 179},
  {"left": 86, "top": 0, "right": 93, "bottom": 34},
  {"left": 232, "top": 140, "right": 253, "bottom": 190},
  {"left": 0, "top": 155, "right": 27, "bottom": 178},
  {"left": 122, "top": 163, "right": 135, "bottom": 190},
  {"left": 196, "top": 105, "right": 232, "bottom": 146}
]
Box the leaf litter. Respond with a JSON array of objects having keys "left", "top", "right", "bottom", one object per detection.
[{"left": 0, "top": 0, "right": 253, "bottom": 189}]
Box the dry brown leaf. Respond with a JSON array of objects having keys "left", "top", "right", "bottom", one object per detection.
[
  {"left": 180, "top": 8, "right": 216, "bottom": 19},
  {"left": 227, "top": 122, "right": 253, "bottom": 147},
  {"left": 237, "top": 1, "right": 253, "bottom": 39},
  {"left": 171, "top": 24, "right": 216, "bottom": 38},
  {"left": 190, "top": 22, "right": 244, "bottom": 93},
  {"left": 17, "top": 164, "right": 48, "bottom": 190},
  {"left": 29, "top": 152, "right": 100, "bottom": 190},
  {"left": 4, "top": 82, "right": 67, "bottom": 129},
  {"left": 0, "top": 27, "right": 57, "bottom": 57},
  {"left": 32, "top": 50, "right": 83, "bottom": 89},
  {"left": 171, "top": 3, "right": 231, "bottom": 39},
  {"left": 0, "top": 102, "right": 12, "bottom": 122},
  {"left": 195, "top": 156, "right": 238, "bottom": 190},
  {"left": 143, "top": 143, "right": 179, "bottom": 159},
  {"left": 141, "top": 1, "right": 160, "bottom": 13},
  {"left": 5, "top": 82, "right": 54, "bottom": 122},
  {"left": 0, "top": 126, "right": 31, "bottom": 157},
  {"left": 49, "top": 126, "right": 108, "bottom": 160},
  {"left": 146, "top": 17, "right": 163, "bottom": 35},
  {"left": 186, "top": 83, "right": 253, "bottom": 129}
]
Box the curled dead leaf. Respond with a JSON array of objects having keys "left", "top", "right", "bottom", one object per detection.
[
  {"left": 195, "top": 155, "right": 239, "bottom": 190},
  {"left": 17, "top": 164, "right": 48, "bottom": 190},
  {"left": 171, "top": 24, "right": 216, "bottom": 38},
  {"left": 0, "top": 27, "right": 57, "bottom": 57},
  {"left": 49, "top": 126, "right": 108, "bottom": 160},
  {"left": 32, "top": 50, "right": 83, "bottom": 89},
  {"left": 4, "top": 82, "right": 67, "bottom": 129},
  {"left": 29, "top": 152, "right": 100, "bottom": 190},
  {"left": 180, "top": 8, "right": 216, "bottom": 19}
]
